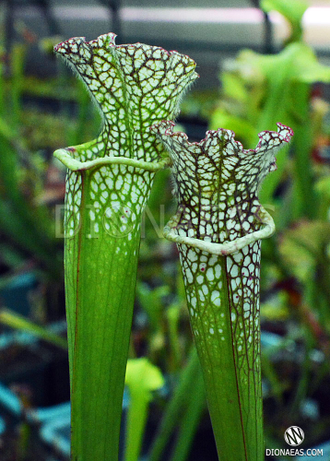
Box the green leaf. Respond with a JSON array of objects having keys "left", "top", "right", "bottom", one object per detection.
[
  {"left": 124, "top": 358, "right": 164, "bottom": 461},
  {"left": 54, "top": 33, "right": 197, "bottom": 461},
  {"left": 152, "top": 122, "right": 293, "bottom": 460},
  {"left": 230, "top": 43, "right": 328, "bottom": 212},
  {"left": 261, "top": 0, "right": 308, "bottom": 42},
  {"left": 0, "top": 309, "right": 67, "bottom": 350},
  {"left": 148, "top": 348, "right": 206, "bottom": 461},
  {"left": 0, "top": 121, "right": 60, "bottom": 275},
  {"left": 279, "top": 220, "right": 330, "bottom": 282},
  {"left": 209, "top": 108, "right": 257, "bottom": 147},
  {"left": 261, "top": 0, "right": 308, "bottom": 25},
  {"left": 221, "top": 72, "right": 249, "bottom": 104},
  {"left": 125, "top": 358, "right": 164, "bottom": 400},
  {"left": 137, "top": 283, "right": 170, "bottom": 331},
  {"left": 239, "top": 43, "right": 330, "bottom": 85}
]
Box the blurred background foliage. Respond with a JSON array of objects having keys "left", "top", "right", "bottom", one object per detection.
[{"left": 0, "top": 0, "right": 330, "bottom": 460}]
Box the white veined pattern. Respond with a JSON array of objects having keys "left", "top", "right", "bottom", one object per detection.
[
  {"left": 54, "top": 33, "right": 198, "bottom": 237},
  {"left": 152, "top": 120, "right": 293, "bottom": 459}
]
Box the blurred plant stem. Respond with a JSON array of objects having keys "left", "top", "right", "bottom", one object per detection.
[
  {"left": 0, "top": 309, "right": 67, "bottom": 349},
  {"left": 148, "top": 348, "right": 206, "bottom": 461}
]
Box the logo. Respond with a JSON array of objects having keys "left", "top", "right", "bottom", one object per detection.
[
  {"left": 266, "top": 427, "right": 323, "bottom": 458},
  {"left": 284, "top": 426, "right": 305, "bottom": 447}
]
